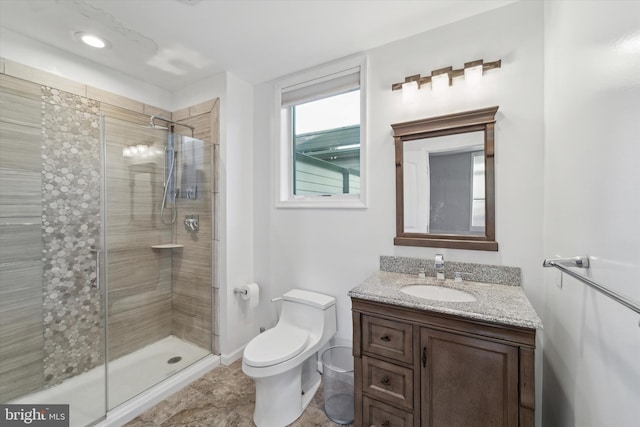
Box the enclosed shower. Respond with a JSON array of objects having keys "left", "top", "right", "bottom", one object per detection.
[{"left": 0, "top": 74, "right": 217, "bottom": 426}]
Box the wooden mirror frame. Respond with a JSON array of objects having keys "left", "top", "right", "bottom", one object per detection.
[{"left": 392, "top": 106, "right": 499, "bottom": 251}]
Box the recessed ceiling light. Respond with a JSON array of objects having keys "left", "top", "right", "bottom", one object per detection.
[{"left": 74, "top": 32, "right": 109, "bottom": 49}]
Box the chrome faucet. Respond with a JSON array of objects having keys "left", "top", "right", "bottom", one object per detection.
[
  {"left": 184, "top": 215, "right": 199, "bottom": 232},
  {"left": 435, "top": 254, "right": 445, "bottom": 281}
]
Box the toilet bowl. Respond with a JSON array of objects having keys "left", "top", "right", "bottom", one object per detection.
[{"left": 242, "top": 289, "right": 337, "bottom": 427}]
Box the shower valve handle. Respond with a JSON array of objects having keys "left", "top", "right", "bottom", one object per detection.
[{"left": 184, "top": 215, "right": 199, "bottom": 232}]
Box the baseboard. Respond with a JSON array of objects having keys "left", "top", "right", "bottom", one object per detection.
[
  {"left": 332, "top": 336, "right": 352, "bottom": 347},
  {"left": 221, "top": 345, "right": 245, "bottom": 365}
]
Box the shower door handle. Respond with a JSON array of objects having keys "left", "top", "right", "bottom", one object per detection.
[{"left": 90, "top": 247, "right": 101, "bottom": 290}]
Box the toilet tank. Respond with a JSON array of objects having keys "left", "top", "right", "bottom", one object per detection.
[
  {"left": 283, "top": 289, "right": 335, "bottom": 309},
  {"left": 280, "top": 289, "right": 336, "bottom": 336}
]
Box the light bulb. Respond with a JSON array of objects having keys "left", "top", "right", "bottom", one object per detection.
[
  {"left": 431, "top": 73, "right": 450, "bottom": 92},
  {"left": 464, "top": 65, "right": 483, "bottom": 86},
  {"left": 402, "top": 81, "right": 420, "bottom": 104},
  {"left": 74, "top": 32, "right": 109, "bottom": 49}
]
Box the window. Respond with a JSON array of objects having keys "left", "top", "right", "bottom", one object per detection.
[
  {"left": 276, "top": 57, "right": 367, "bottom": 208},
  {"left": 470, "top": 152, "right": 485, "bottom": 231},
  {"left": 427, "top": 148, "right": 484, "bottom": 235}
]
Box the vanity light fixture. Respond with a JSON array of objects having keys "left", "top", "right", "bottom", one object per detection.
[
  {"left": 401, "top": 77, "right": 420, "bottom": 104},
  {"left": 463, "top": 59, "right": 484, "bottom": 84},
  {"left": 74, "top": 32, "right": 110, "bottom": 49},
  {"left": 431, "top": 67, "right": 452, "bottom": 92},
  {"left": 391, "top": 59, "right": 501, "bottom": 94}
]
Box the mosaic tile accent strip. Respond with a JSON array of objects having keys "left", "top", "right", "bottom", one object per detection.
[
  {"left": 41, "top": 87, "right": 103, "bottom": 386},
  {"left": 380, "top": 255, "right": 521, "bottom": 286}
]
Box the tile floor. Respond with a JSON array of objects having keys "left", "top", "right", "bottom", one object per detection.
[{"left": 125, "top": 360, "right": 353, "bottom": 426}]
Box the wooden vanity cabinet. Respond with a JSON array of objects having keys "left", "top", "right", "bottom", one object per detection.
[{"left": 352, "top": 298, "right": 536, "bottom": 427}]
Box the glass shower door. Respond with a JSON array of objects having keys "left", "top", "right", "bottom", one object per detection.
[
  {"left": 101, "top": 114, "right": 213, "bottom": 410},
  {"left": 102, "top": 115, "right": 175, "bottom": 409},
  {"left": 0, "top": 77, "right": 107, "bottom": 427},
  {"left": 2, "top": 74, "right": 214, "bottom": 426}
]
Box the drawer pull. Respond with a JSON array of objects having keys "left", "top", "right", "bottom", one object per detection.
[
  {"left": 380, "top": 335, "right": 391, "bottom": 342},
  {"left": 382, "top": 421, "right": 391, "bottom": 427},
  {"left": 380, "top": 376, "right": 391, "bottom": 386}
]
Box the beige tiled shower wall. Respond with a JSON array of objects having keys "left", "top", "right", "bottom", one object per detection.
[
  {"left": 0, "top": 58, "right": 218, "bottom": 401},
  {"left": 171, "top": 100, "right": 218, "bottom": 354},
  {"left": 0, "top": 74, "right": 45, "bottom": 401},
  {"left": 103, "top": 113, "right": 174, "bottom": 361}
]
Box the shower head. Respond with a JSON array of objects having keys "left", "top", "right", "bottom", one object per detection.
[
  {"left": 149, "top": 115, "right": 170, "bottom": 129},
  {"left": 149, "top": 123, "right": 170, "bottom": 130},
  {"left": 149, "top": 115, "right": 195, "bottom": 135}
]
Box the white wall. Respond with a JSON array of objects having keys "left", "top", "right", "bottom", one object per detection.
[
  {"left": 253, "top": 2, "right": 545, "bottom": 422},
  {"left": 542, "top": 2, "right": 640, "bottom": 425},
  {"left": 0, "top": 27, "right": 173, "bottom": 110},
  {"left": 254, "top": 0, "right": 544, "bottom": 351},
  {"left": 172, "top": 72, "right": 227, "bottom": 112},
  {"left": 218, "top": 72, "right": 256, "bottom": 360},
  {"left": 0, "top": 26, "right": 234, "bottom": 113}
]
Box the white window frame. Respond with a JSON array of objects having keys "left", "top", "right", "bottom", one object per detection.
[
  {"left": 274, "top": 56, "right": 367, "bottom": 209},
  {"left": 469, "top": 151, "right": 486, "bottom": 233}
]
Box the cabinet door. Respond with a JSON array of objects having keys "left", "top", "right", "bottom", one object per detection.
[
  {"left": 363, "top": 396, "right": 414, "bottom": 427},
  {"left": 420, "top": 328, "right": 518, "bottom": 427},
  {"left": 362, "top": 355, "right": 414, "bottom": 410},
  {"left": 362, "top": 315, "right": 413, "bottom": 364}
]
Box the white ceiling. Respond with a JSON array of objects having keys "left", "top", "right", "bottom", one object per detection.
[{"left": 0, "top": 0, "right": 516, "bottom": 91}]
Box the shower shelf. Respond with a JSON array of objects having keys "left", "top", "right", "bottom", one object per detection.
[{"left": 151, "top": 244, "right": 184, "bottom": 249}]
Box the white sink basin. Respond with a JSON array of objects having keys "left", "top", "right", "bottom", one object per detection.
[{"left": 401, "top": 285, "right": 477, "bottom": 302}]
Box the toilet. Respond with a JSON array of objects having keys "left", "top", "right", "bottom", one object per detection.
[{"left": 242, "top": 289, "right": 337, "bottom": 427}]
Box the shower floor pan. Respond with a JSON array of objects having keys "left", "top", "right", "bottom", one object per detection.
[{"left": 11, "top": 336, "right": 210, "bottom": 427}]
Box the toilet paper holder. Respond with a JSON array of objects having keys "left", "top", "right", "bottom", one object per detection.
[{"left": 235, "top": 283, "right": 260, "bottom": 309}]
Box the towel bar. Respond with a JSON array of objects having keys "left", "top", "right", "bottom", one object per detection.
[{"left": 543, "top": 255, "right": 640, "bottom": 320}]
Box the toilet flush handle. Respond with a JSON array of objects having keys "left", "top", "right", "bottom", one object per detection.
[{"left": 270, "top": 297, "right": 283, "bottom": 303}]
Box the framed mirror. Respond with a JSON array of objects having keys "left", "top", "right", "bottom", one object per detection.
[{"left": 391, "top": 106, "right": 499, "bottom": 251}]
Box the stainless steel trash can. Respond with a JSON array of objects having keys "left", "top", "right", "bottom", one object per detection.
[{"left": 321, "top": 345, "right": 354, "bottom": 424}]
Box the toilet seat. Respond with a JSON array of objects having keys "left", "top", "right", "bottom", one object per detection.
[{"left": 243, "top": 324, "right": 309, "bottom": 367}]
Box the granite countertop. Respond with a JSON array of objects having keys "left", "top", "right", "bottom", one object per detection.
[{"left": 349, "top": 271, "right": 543, "bottom": 330}]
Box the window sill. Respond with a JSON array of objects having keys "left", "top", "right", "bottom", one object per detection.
[{"left": 276, "top": 196, "right": 367, "bottom": 209}]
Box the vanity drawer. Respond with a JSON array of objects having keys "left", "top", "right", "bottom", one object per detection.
[
  {"left": 363, "top": 355, "right": 413, "bottom": 409},
  {"left": 363, "top": 396, "right": 414, "bottom": 427},
  {"left": 362, "top": 315, "right": 413, "bottom": 364}
]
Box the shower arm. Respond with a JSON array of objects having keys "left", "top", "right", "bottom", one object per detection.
[{"left": 150, "top": 115, "right": 195, "bottom": 137}]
